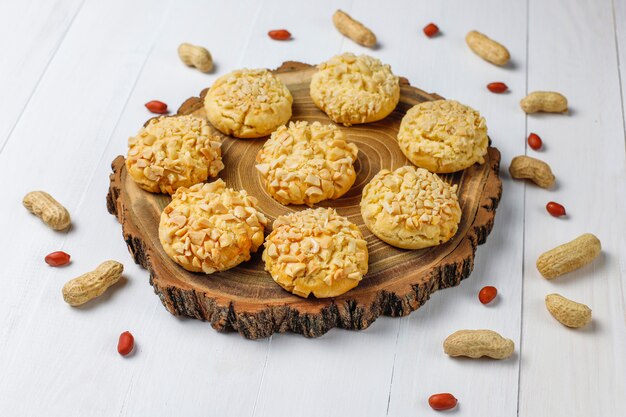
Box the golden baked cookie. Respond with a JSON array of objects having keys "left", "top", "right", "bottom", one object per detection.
[
  {"left": 126, "top": 115, "right": 224, "bottom": 194},
  {"left": 397, "top": 100, "right": 488, "bottom": 173},
  {"left": 255, "top": 121, "right": 359, "bottom": 206},
  {"left": 204, "top": 68, "right": 293, "bottom": 138},
  {"left": 310, "top": 53, "right": 400, "bottom": 126},
  {"left": 159, "top": 180, "right": 267, "bottom": 274},
  {"left": 360, "top": 166, "right": 462, "bottom": 249},
  {"left": 263, "top": 208, "right": 368, "bottom": 298}
]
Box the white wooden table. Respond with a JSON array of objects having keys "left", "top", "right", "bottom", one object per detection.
[{"left": 1, "top": 0, "right": 625, "bottom": 415}]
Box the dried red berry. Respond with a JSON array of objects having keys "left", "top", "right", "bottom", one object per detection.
[
  {"left": 423, "top": 23, "right": 439, "bottom": 38},
  {"left": 478, "top": 286, "right": 498, "bottom": 304},
  {"left": 45, "top": 251, "right": 71, "bottom": 267},
  {"left": 546, "top": 201, "right": 566, "bottom": 217},
  {"left": 487, "top": 82, "right": 508, "bottom": 93},
  {"left": 527, "top": 133, "right": 543, "bottom": 150}
]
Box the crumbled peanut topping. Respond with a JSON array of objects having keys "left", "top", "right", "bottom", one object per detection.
[
  {"left": 126, "top": 115, "right": 224, "bottom": 194},
  {"left": 159, "top": 179, "right": 267, "bottom": 274},
  {"left": 204, "top": 68, "right": 293, "bottom": 138},
  {"left": 310, "top": 53, "right": 400, "bottom": 126},
  {"left": 360, "top": 166, "right": 462, "bottom": 249},
  {"left": 263, "top": 207, "right": 368, "bottom": 298},
  {"left": 255, "top": 121, "right": 359, "bottom": 206},
  {"left": 397, "top": 100, "right": 488, "bottom": 173}
]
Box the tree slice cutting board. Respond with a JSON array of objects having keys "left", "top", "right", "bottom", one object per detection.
[{"left": 107, "top": 61, "right": 502, "bottom": 339}]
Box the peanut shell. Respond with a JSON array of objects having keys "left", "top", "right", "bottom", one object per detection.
[
  {"left": 520, "top": 91, "right": 568, "bottom": 114},
  {"left": 62, "top": 260, "right": 123, "bottom": 306},
  {"left": 332, "top": 10, "right": 376, "bottom": 47},
  {"left": 443, "top": 329, "right": 514, "bottom": 359},
  {"left": 536, "top": 233, "right": 601, "bottom": 279},
  {"left": 465, "top": 31, "right": 510, "bottom": 66},
  {"left": 23, "top": 191, "right": 71, "bottom": 231},
  {"left": 509, "top": 155, "right": 555, "bottom": 188},
  {"left": 545, "top": 293, "right": 592, "bottom": 328}
]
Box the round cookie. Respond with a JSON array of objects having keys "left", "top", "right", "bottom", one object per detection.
[
  {"left": 159, "top": 180, "right": 267, "bottom": 274},
  {"left": 310, "top": 53, "right": 400, "bottom": 126},
  {"left": 126, "top": 115, "right": 224, "bottom": 194},
  {"left": 397, "top": 100, "right": 488, "bottom": 173},
  {"left": 360, "top": 166, "right": 462, "bottom": 249},
  {"left": 255, "top": 121, "right": 359, "bottom": 206},
  {"left": 204, "top": 68, "right": 293, "bottom": 138},
  {"left": 263, "top": 208, "right": 368, "bottom": 298}
]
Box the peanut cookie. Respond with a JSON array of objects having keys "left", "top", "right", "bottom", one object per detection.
[
  {"left": 263, "top": 208, "right": 368, "bottom": 298},
  {"left": 204, "top": 68, "right": 293, "bottom": 138},
  {"left": 397, "top": 100, "right": 488, "bottom": 173},
  {"left": 360, "top": 166, "right": 462, "bottom": 249},
  {"left": 255, "top": 121, "right": 358, "bottom": 206},
  {"left": 159, "top": 180, "right": 267, "bottom": 274},
  {"left": 310, "top": 53, "right": 399, "bottom": 126},
  {"left": 126, "top": 115, "right": 224, "bottom": 194}
]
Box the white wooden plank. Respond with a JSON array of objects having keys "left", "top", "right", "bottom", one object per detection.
[
  {"left": 254, "top": 322, "right": 402, "bottom": 417},
  {"left": 1, "top": 0, "right": 624, "bottom": 415},
  {"left": 615, "top": 0, "right": 626, "bottom": 140},
  {"left": 0, "top": 0, "right": 172, "bottom": 411},
  {"left": 238, "top": 2, "right": 404, "bottom": 417},
  {"left": 104, "top": 2, "right": 281, "bottom": 414},
  {"left": 0, "top": 0, "right": 85, "bottom": 151},
  {"left": 520, "top": 0, "right": 626, "bottom": 416},
  {"left": 0, "top": 0, "right": 168, "bottom": 357},
  {"left": 238, "top": 0, "right": 351, "bottom": 69},
  {"left": 372, "top": 0, "right": 527, "bottom": 415},
  {"left": 0, "top": 0, "right": 276, "bottom": 415}
]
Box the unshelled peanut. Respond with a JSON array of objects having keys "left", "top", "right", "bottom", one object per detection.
[
  {"left": 443, "top": 329, "right": 514, "bottom": 359},
  {"left": 520, "top": 91, "right": 568, "bottom": 113},
  {"left": 23, "top": 191, "right": 71, "bottom": 231},
  {"left": 177, "top": 43, "right": 213, "bottom": 73},
  {"left": 332, "top": 10, "right": 376, "bottom": 47},
  {"left": 536, "top": 233, "right": 601, "bottom": 279},
  {"left": 509, "top": 155, "right": 555, "bottom": 188},
  {"left": 545, "top": 293, "right": 592, "bottom": 328},
  {"left": 465, "top": 31, "right": 510, "bottom": 66},
  {"left": 62, "top": 260, "right": 123, "bottom": 306}
]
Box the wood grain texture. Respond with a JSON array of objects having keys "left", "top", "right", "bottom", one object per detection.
[
  {"left": 0, "top": 0, "right": 85, "bottom": 151},
  {"left": 107, "top": 61, "right": 502, "bottom": 339}
]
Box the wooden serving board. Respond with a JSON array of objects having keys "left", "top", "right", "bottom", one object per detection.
[{"left": 107, "top": 61, "right": 502, "bottom": 339}]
